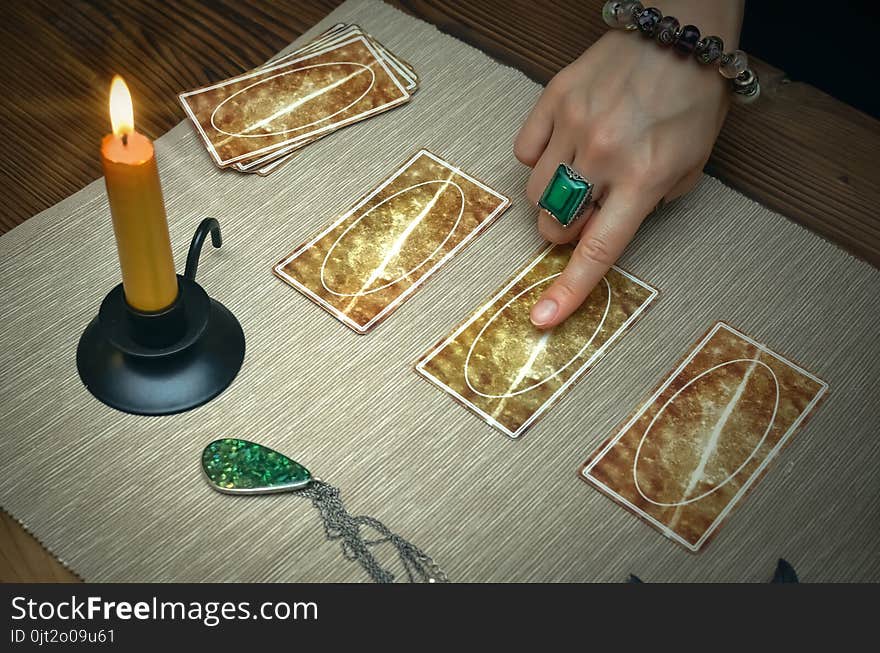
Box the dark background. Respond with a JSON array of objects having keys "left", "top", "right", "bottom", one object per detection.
[{"left": 742, "top": 1, "right": 878, "bottom": 118}]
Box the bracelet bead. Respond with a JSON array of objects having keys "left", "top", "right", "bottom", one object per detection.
[
  {"left": 719, "top": 50, "right": 748, "bottom": 79},
  {"left": 674, "top": 24, "right": 701, "bottom": 55},
  {"left": 694, "top": 35, "right": 724, "bottom": 65},
  {"left": 654, "top": 16, "right": 680, "bottom": 46},
  {"left": 599, "top": 3, "right": 758, "bottom": 104},
  {"left": 601, "top": 1, "right": 644, "bottom": 30},
  {"left": 635, "top": 7, "right": 663, "bottom": 36},
  {"left": 732, "top": 69, "right": 760, "bottom": 103}
]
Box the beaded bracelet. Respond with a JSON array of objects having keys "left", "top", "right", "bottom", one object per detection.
[{"left": 601, "top": 1, "right": 760, "bottom": 103}]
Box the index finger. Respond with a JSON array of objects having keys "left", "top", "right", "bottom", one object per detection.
[{"left": 529, "top": 188, "right": 658, "bottom": 329}]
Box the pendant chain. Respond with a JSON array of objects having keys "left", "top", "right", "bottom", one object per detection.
[{"left": 297, "top": 480, "right": 448, "bottom": 584}]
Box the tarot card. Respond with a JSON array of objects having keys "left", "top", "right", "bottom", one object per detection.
[
  {"left": 579, "top": 322, "right": 828, "bottom": 552},
  {"left": 274, "top": 150, "right": 510, "bottom": 334},
  {"left": 231, "top": 134, "right": 309, "bottom": 174},
  {"left": 415, "top": 244, "right": 658, "bottom": 438},
  {"left": 233, "top": 23, "right": 418, "bottom": 176},
  {"left": 228, "top": 24, "right": 419, "bottom": 175},
  {"left": 252, "top": 149, "right": 305, "bottom": 176},
  {"left": 236, "top": 39, "right": 416, "bottom": 173},
  {"left": 224, "top": 24, "right": 348, "bottom": 175},
  {"left": 179, "top": 36, "right": 410, "bottom": 167},
  {"left": 268, "top": 25, "right": 418, "bottom": 91},
  {"left": 274, "top": 24, "right": 417, "bottom": 77}
]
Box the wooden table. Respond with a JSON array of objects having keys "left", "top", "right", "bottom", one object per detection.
[{"left": 1, "top": 0, "right": 877, "bottom": 583}]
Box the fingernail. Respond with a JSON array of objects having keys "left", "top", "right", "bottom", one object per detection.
[{"left": 530, "top": 299, "right": 558, "bottom": 326}]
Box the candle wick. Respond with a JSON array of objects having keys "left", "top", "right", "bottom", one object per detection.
[{"left": 122, "top": 133, "right": 128, "bottom": 146}]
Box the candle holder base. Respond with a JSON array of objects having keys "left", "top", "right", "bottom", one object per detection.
[{"left": 76, "top": 218, "right": 245, "bottom": 416}]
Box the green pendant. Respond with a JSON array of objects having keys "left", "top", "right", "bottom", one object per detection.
[
  {"left": 202, "top": 438, "right": 312, "bottom": 494},
  {"left": 538, "top": 163, "right": 593, "bottom": 226}
]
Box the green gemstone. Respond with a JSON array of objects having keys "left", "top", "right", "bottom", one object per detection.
[
  {"left": 538, "top": 164, "right": 592, "bottom": 226},
  {"left": 202, "top": 438, "right": 312, "bottom": 494}
]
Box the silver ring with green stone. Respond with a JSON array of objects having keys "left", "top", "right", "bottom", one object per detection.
[{"left": 538, "top": 163, "right": 594, "bottom": 227}]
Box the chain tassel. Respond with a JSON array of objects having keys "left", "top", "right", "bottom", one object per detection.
[{"left": 297, "top": 480, "right": 448, "bottom": 584}]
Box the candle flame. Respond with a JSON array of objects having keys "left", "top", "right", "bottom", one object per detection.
[{"left": 109, "top": 75, "right": 134, "bottom": 137}]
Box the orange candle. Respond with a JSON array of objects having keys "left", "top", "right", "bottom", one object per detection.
[{"left": 101, "top": 75, "right": 178, "bottom": 312}]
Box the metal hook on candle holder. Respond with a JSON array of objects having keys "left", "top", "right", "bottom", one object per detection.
[{"left": 184, "top": 217, "right": 222, "bottom": 281}]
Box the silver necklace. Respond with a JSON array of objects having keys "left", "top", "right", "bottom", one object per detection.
[{"left": 201, "top": 438, "right": 448, "bottom": 583}]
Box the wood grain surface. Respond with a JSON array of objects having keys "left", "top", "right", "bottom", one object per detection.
[
  {"left": 0, "top": 0, "right": 877, "bottom": 582},
  {"left": 1, "top": 511, "right": 80, "bottom": 582}
]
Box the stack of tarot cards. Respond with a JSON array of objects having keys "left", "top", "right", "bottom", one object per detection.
[{"left": 179, "top": 24, "right": 419, "bottom": 176}]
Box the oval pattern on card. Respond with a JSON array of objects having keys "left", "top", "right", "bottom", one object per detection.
[
  {"left": 320, "top": 180, "right": 466, "bottom": 297},
  {"left": 464, "top": 274, "right": 611, "bottom": 398},
  {"left": 211, "top": 62, "right": 375, "bottom": 138},
  {"left": 632, "top": 358, "right": 780, "bottom": 507}
]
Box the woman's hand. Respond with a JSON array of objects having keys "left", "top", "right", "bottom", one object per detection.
[{"left": 515, "top": 0, "right": 743, "bottom": 328}]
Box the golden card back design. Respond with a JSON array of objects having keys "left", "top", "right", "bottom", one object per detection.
[
  {"left": 416, "top": 244, "right": 658, "bottom": 438},
  {"left": 580, "top": 322, "right": 828, "bottom": 552},
  {"left": 179, "top": 37, "right": 410, "bottom": 166},
  {"left": 274, "top": 150, "right": 510, "bottom": 333}
]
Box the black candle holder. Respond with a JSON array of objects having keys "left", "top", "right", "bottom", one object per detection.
[{"left": 77, "top": 218, "right": 245, "bottom": 415}]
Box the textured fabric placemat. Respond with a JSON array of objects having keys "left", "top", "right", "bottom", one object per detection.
[{"left": 1, "top": 0, "right": 878, "bottom": 582}]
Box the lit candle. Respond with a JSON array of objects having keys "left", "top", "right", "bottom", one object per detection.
[{"left": 101, "top": 75, "right": 178, "bottom": 312}]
